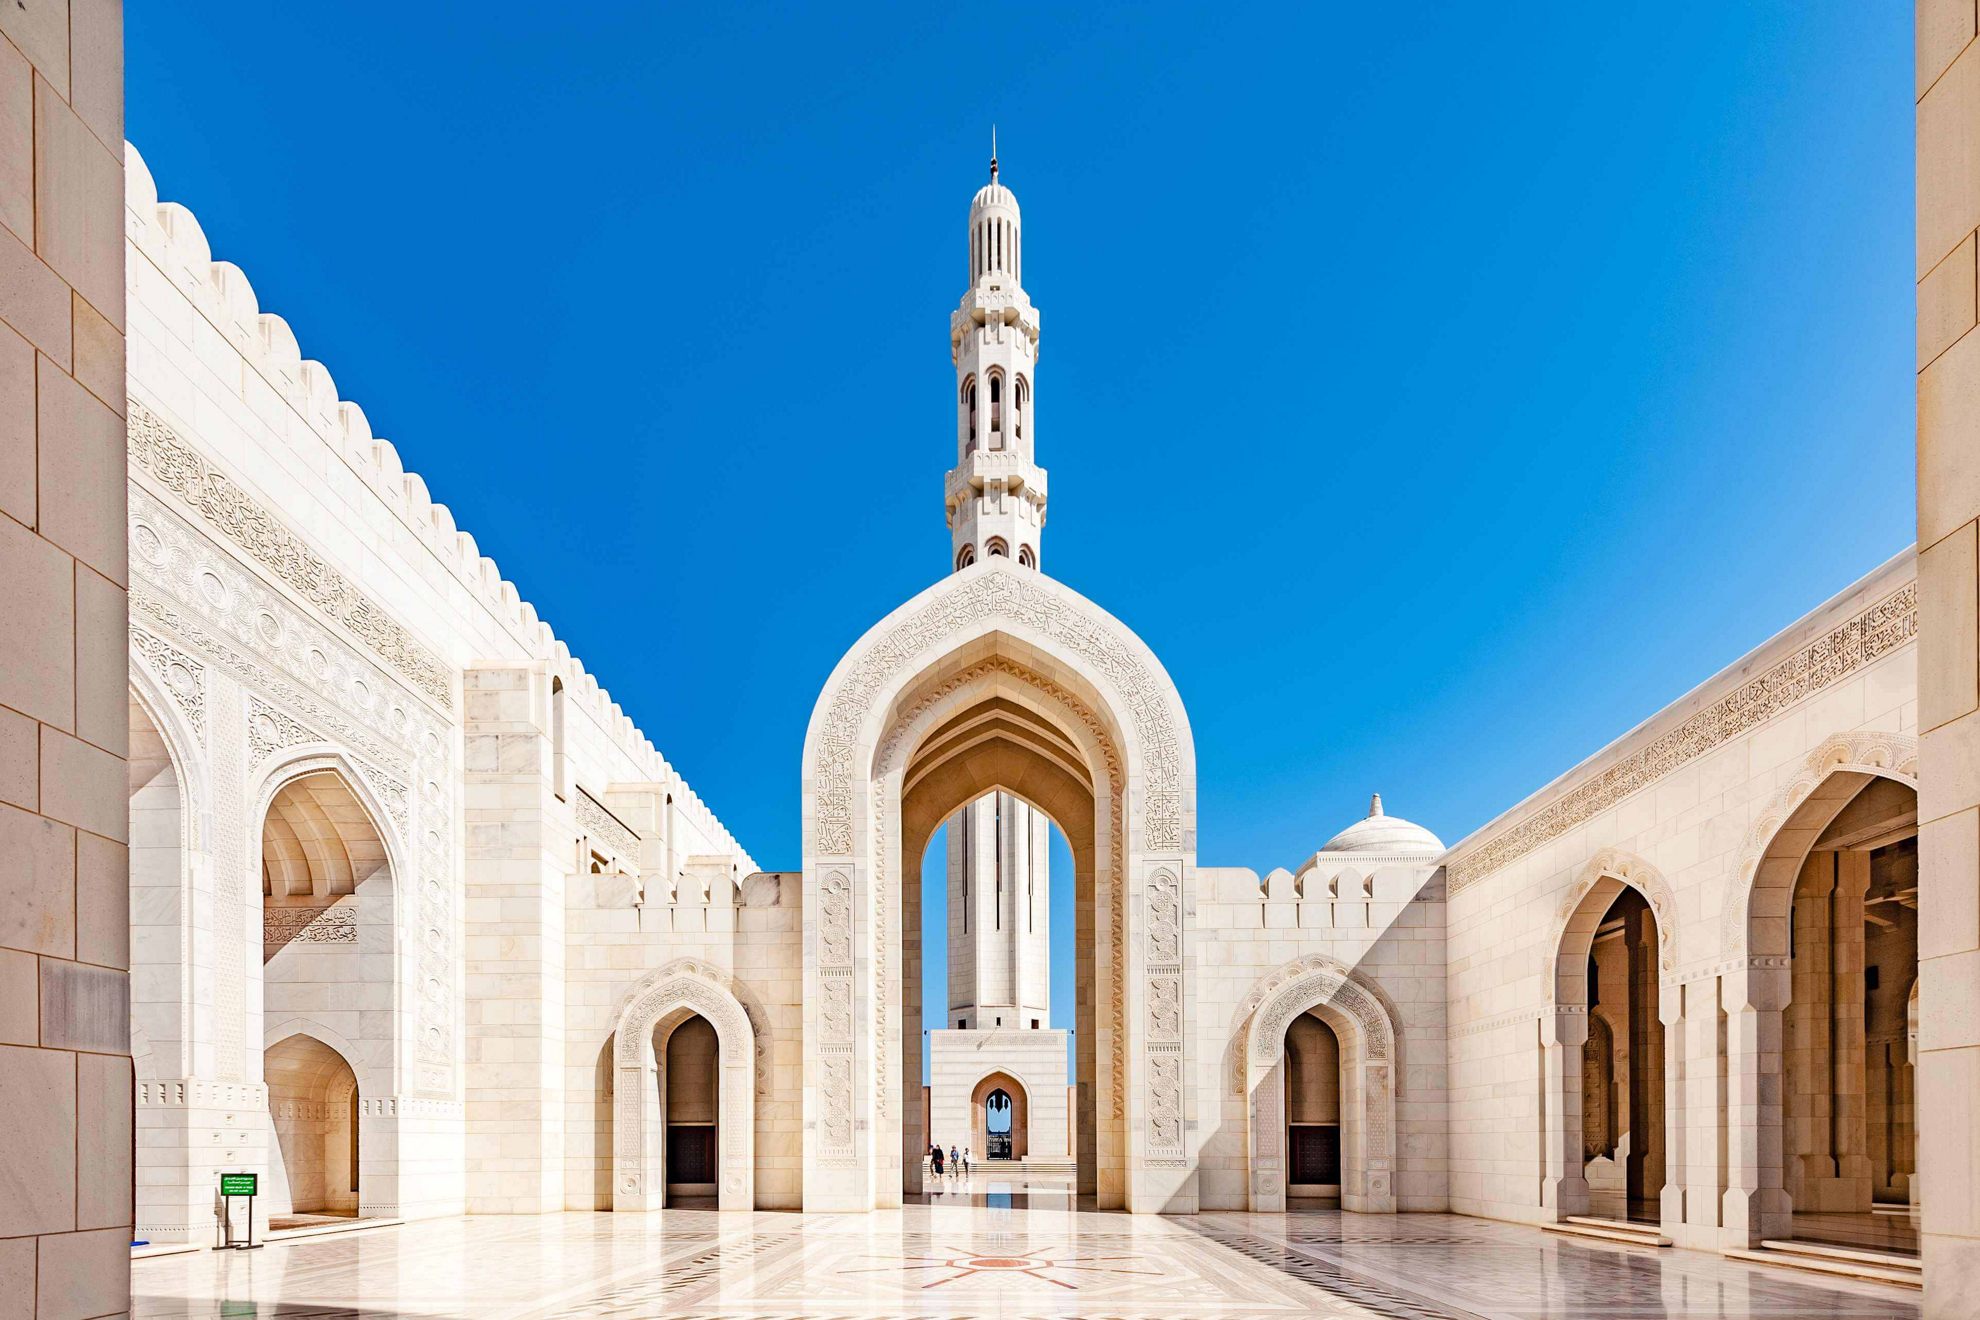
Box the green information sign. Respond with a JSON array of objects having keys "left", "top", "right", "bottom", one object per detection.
[{"left": 220, "top": 1173, "right": 257, "bottom": 1197}]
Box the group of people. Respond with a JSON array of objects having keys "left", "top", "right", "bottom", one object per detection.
[{"left": 927, "top": 1143, "right": 972, "bottom": 1176}]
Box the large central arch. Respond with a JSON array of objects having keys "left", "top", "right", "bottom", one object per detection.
[{"left": 800, "top": 562, "right": 1197, "bottom": 1213}]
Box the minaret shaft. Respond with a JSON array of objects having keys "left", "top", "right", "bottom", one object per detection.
[{"left": 945, "top": 791, "right": 1051, "bottom": 1028}]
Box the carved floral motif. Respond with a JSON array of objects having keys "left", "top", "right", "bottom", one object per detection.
[
  {"left": 131, "top": 627, "right": 206, "bottom": 736},
  {"left": 577, "top": 788, "right": 640, "bottom": 867},
  {"left": 811, "top": 567, "right": 1181, "bottom": 854}
]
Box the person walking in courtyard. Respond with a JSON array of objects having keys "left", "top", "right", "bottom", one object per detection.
[
  {"left": 949, "top": 1144, "right": 960, "bottom": 1177},
  {"left": 931, "top": 1144, "right": 943, "bottom": 1177},
  {"left": 961, "top": 1145, "right": 972, "bottom": 1175}
]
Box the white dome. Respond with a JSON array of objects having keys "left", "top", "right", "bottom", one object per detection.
[{"left": 1319, "top": 794, "right": 1444, "bottom": 856}]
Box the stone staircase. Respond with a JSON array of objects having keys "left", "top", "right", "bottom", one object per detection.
[
  {"left": 1017, "top": 1157, "right": 1078, "bottom": 1175},
  {"left": 1723, "top": 1240, "right": 1922, "bottom": 1289},
  {"left": 1540, "top": 1216, "right": 1672, "bottom": 1248}
]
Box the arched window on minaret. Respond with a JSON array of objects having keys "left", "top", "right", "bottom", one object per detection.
[
  {"left": 988, "top": 372, "right": 1003, "bottom": 449},
  {"left": 1017, "top": 544, "right": 1035, "bottom": 569},
  {"left": 956, "top": 544, "right": 975, "bottom": 572},
  {"left": 986, "top": 537, "right": 1009, "bottom": 558},
  {"left": 1014, "top": 375, "right": 1028, "bottom": 441}
]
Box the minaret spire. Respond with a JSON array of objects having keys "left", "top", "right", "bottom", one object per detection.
[{"left": 944, "top": 148, "right": 1045, "bottom": 573}]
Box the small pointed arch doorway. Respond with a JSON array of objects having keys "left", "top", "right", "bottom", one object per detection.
[{"left": 972, "top": 1071, "right": 1028, "bottom": 1161}]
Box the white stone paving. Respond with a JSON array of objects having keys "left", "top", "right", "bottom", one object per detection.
[{"left": 131, "top": 1190, "right": 1924, "bottom": 1320}]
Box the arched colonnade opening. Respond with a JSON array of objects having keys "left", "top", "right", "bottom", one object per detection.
[
  {"left": 1541, "top": 851, "right": 1673, "bottom": 1230},
  {"left": 1739, "top": 750, "right": 1920, "bottom": 1257}
]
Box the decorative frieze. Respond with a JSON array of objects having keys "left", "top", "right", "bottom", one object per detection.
[
  {"left": 263, "top": 904, "right": 358, "bottom": 947},
  {"left": 1446, "top": 581, "right": 1916, "bottom": 896},
  {"left": 129, "top": 399, "right": 453, "bottom": 711}
]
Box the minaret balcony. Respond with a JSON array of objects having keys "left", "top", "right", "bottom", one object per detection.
[
  {"left": 950, "top": 298, "right": 1041, "bottom": 356},
  {"left": 945, "top": 451, "right": 1048, "bottom": 505}
]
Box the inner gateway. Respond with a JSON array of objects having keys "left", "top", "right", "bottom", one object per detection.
[
  {"left": 885, "top": 665, "right": 1128, "bottom": 1208},
  {"left": 920, "top": 789, "right": 1072, "bottom": 1180}
]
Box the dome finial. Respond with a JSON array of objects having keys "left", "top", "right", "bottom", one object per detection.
[
  {"left": 1370, "top": 793, "right": 1384, "bottom": 818},
  {"left": 990, "top": 124, "right": 998, "bottom": 182}
]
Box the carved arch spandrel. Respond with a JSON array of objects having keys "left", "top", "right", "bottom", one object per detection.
[{"left": 1720, "top": 730, "right": 1919, "bottom": 961}]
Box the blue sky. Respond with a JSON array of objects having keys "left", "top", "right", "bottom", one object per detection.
[{"left": 129, "top": 4, "right": 1915, "bottom": 1047}]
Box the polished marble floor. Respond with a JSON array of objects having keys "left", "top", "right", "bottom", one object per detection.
[{"left": 133, "top": 1174, "right": 1924, "bottom": 1320}]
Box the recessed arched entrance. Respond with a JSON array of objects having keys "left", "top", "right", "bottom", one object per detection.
[
  {"left": 1240, "top": 955, "right": 1399, "bottom": 1213},
  {"left": 264, "top": 1032, "right": 361, "bottom": 1221},
  {"left": 972, "top": 1071, "right": 1028, "bottom": 1161},
  {"left": 801, "top": 563, "right": 1198, "bottom": 1213},
  {"left": 609, "top": 961, "right": 758, "bottom": 1211}
]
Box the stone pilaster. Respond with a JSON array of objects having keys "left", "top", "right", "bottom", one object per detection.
[
  {"left": 461, "top": 664, "right": 566, "bottom": 1212},
  {"left": 1676, "top": 977, "right": 1728, "bottom": 1250},
  {"left": 1722, "top": 963, "right": 1792, "bottom": 1248},
  {"left": 1916, "top": 7, "right": 1980, "bottom": 1309},
  {"left": 1539, "top": 1007, "right": 1590, "bottom": 1218}
]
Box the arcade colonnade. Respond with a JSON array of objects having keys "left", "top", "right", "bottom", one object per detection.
[{"left": 1444, "top": 557, "right": 1924, "bottom": 1254}]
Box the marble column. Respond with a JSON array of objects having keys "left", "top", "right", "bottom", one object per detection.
[
  {"left": 1829, "top": 850, "right": 1873, "bottom": 1210},
  {"left": 1789, "top": 853, "right": 1837, "bottom": 1196}
]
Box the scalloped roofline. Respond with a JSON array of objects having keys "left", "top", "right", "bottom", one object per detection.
[{"left": 124, "top": 141, "right": 755, "bottom": 873}]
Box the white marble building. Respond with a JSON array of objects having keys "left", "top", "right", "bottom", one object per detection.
[{"left": 114, "top": 130, "right": 1941, "bottom": 1292}]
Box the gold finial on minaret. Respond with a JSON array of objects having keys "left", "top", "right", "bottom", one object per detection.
[{"left": 990, "top": 125, "right": 998, "bottom": 181}]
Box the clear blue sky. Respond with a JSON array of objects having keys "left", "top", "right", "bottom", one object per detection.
[{"left": 130, "top": 4, "right": 1915, "bottom": 1050}]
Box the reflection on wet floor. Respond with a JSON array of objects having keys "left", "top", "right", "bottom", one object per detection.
[{"left": 133, "top": 1199, "right": 1925, "bottom": 1320}]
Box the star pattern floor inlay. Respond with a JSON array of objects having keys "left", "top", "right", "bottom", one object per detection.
[{"left": 131, "top": 1182, "right": 1925, "bottom": 1320}]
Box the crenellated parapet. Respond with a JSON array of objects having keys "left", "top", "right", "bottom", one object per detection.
[{"left": 123, "top": 142, "right": 752, "bottom": 870}]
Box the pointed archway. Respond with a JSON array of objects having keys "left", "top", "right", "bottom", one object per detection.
[{"left": 800, "top": 562, "right": 1197, "bottom": 1213}]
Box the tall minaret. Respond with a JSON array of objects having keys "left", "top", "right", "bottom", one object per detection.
[
  {"left": 945, "top": 136, "right": 1046, "bottom": 573},
  {"left": 946, "top": 791, "right": 1052, "bottom": 1031},
  {"left": 942, "top": 140, "right": 1051, "bottom": 1035}
]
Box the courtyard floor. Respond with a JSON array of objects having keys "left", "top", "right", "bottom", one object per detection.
[{"left": 133, "top": 1174, "right": 1922, "bottom": 1320}]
